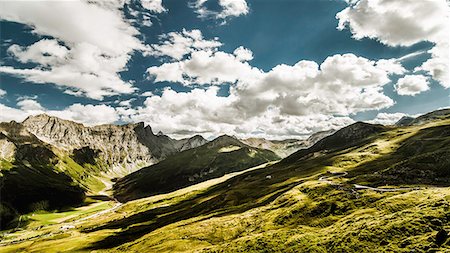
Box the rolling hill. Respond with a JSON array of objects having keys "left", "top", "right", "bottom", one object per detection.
[{"left": 113, "top": 135, "right": 280, "bottom": 202}]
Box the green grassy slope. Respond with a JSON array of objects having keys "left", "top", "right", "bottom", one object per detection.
[
  {"left": 113, "top": 135, "right": 280, "bottom": 202},
  {"left": 0, "top": 123, "right": 107, "bottom": 229},
  {"left": 0, "top": 113, "right": 449, "bottom": 252}
]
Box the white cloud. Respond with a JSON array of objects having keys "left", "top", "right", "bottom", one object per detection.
[
  {"left": 17, "top": 99, "right": 45, "bottom": 111},
  {"left": 142, "top": 47, "right": 402, "bottom": 138},
  {"left": 146, "top": 29, "right": 222, "bottom": 60},
  {"left": 7, "top": 39, "right": 69, "bottom": 67},
  {"left": 0, "top": 100, "right": 119, "bottom": 126},
  {"left": 147, "top": 49, "right": 262, "bottom": 85},
  {"left": 125, "top": 87, "right": 354, "bottom": 139},
  {"left": 141, "top": 91, "right": 154, "bottom": 96},
  {"left": 117, "top": 98, "right": 136, "bottom": 107},
  {"left": 0, "top": 0, "right": 150, "bottom": 99},
  {"left": 395, "top": 74, "right": 430, "bottom": 96},
  {"left": 49, "top": 103, "right": 119, "bottom": 125},
  {"left": 140, "top": 0, "right": 166, "bottom": 13},
  {"left": 149, "top": 52, "right": 399, "bottom": 116},
  {"left": 0, "top": 104, "right": 30, "bottom": 123},
  {"left": 233, "top": 46, "right": 253, "bottom": 61},
  {"left": 336, "top": 0, "right": 449, "bottom": 88},
  {"left": 191, "top": 0, "right": 249, "bottom": 21},
  {"left": 368, "top": 112, "right": 408, "bottom": 125}
]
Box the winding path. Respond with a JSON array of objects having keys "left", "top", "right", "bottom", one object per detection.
[{"left": 318, "top": 171, "right": 420, "bottom": 192}]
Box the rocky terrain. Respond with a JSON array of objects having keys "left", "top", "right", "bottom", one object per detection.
[
  {"left": 241, "top": 129, "right": 335, "bottom": 157},
  {"left": 22, "top": 114, "right": 208, "bottom": 176}
]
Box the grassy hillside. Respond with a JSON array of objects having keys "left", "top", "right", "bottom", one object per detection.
[
  {"left": 0, "top": 123, "right": 108, "bottom": 229},
  {"left": 113, "top": 135, "right": 280, "bottom": 202},
  {"left": 0, "top": 113, "right": 449, "bottom": 252}
]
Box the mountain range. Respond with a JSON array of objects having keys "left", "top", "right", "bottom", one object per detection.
[{"left": 0, "top": 108, "right": 449, "bottom": 252}]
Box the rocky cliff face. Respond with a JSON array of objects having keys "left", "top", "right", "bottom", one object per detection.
[{"left": 20, "top": 114, "right": 207, "bottom": 176}]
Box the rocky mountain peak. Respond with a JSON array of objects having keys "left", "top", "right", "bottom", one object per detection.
[{"left": 17, "top": 115, "right": 207, "bottom": 176}]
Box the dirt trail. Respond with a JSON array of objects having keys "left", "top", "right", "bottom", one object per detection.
[{"left": 319, "top": 171, "right": 420, "bottom": 192}]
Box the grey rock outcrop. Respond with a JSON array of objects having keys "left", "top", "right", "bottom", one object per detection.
[{"left": 20, "top": 114, "right": 207, "bottom": 175}]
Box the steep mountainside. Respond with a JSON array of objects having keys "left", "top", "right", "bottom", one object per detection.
[
  {"left": 0, "top": 122, "right": 85, "bottom": 229},
  {"left": 241, "top": 129, "right": 335, "bottom": 157},
  {"left": 0, "top": 115, "right": 207, "bottom": 229},
  {"left": 22, "top": 114, "right": 208, "bottom": 176},
  {"left": 113, "top": 135, "right": 280, "bottom": 202}
]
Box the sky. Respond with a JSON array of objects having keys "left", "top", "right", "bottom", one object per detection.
[{"left": 0, "top": 0, "right": 449, "bottom": 140}]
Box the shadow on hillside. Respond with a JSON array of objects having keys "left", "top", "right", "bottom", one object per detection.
[
  {"left": 347, "top": 124, "right": 450, "bottom": 187},
  {"left": 83, "top": 128, "right": 396, "bottom": 250},
  {"left": 84, "top": 169, "right": 303, "bottom": 249}
]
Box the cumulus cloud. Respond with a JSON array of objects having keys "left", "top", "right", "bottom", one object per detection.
[
  {"left": 149, "top": 51, "right": 400, "bottom": 116},
  {"left": 140, "top": 0, "right": 166, "bottom": 13},
  {"left": 233, "top": 46, "right": 253, "bottom": 61},
  {"left": 191, "top": 0, "right": 249, "bottom": 21},
  {"left": 336, "top": 0, "right": 449, "bottom": 87},
  {"left": 143, "top": 44, "right": 403, "bottom": 138},
  {"left": 0, "top": 100, "right": 119, "bottom": 126},
  {"left": 17, "top": 99, "right": 45, "bottom": 111},
  {"left": 0, "top": 0, "right": 164, "bottom": 100},
  {"left": 0, "top": 104, "right": 30, "bottom": 123},
  {"left": 146, "top": 29, "right": 222, "bottom": 60},
  {"left": 147, "top": 49, "right": 262, "bottom": 85},
  {"left": 367, "top": 112, "right": 408, "bottom": 125},
  {"left": 128, "top": 87, "right": 354, "bottom": 139},
  {"left": 49, "top": 104, "right": 119, "bottom": 125},
  {"left": 395, "top": 74, "right": 430, "bottom": 96}
]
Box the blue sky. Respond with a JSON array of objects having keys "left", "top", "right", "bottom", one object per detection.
[{"left": 0, "top": 0, "right": 449, "bottom": 139}]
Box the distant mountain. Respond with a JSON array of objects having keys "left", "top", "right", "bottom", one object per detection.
[
  {"left": 281, "top": 122, "right": 388, "bottom": 165},
  {"left": 113, "top": 135, "right": 280, "bottom": 202},
  {"left": 396, "top": 108, "right": 450, "bottom": 126},
  {"left": 395, "top": 116, "right": 415, "bottom": 126},
  {"left": 241, "top": 129, "right": 335, "bottom": 157}
]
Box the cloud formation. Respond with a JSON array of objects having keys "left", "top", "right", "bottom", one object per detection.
[
  {"left": 336, "top": 0, "right": 449, "bottom": 88},
  {"left": 191, "top": 0, "right": 249, "bottom": 21},
  {"left": 0, "top": 100, "right": 119, "bottom": 126},
  {"left": 395, "top": 75, "right": 430, "bottom": 96},
  {"left": 0, "top": 0, "right": 164, "bottom": 99},
  {"left": 146, "top": 29, "right": 222, "bottom": 60},
  {"left": 368, "top": 112, "right": 408, "bottom": 125}
]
